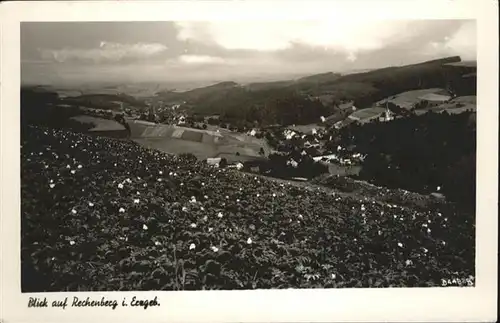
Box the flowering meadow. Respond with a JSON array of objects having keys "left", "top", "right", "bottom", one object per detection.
[{"left": 21, "top": 125, "right": 475, "bottom": 291}]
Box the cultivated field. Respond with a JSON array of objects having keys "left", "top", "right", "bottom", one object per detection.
[
  {"left": 349, "top": 107, "right": 387, "bottom": 121},
  {"left": 70, "top": 115, "right": 125, "bottom": 131},
  {"left": 414, "top": 96, "right": 477, "bottom": 115},
  {"left": 128, "top": 121, "right": 271, "bottom": 161},
  {"left": 376, "top": 88, "right": 449, "bottom": 110},
  {"left": 21, "top": 126, "right": 475, "bottom": 291}
]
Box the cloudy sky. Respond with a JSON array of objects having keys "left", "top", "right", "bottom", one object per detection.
[{"left": 21, "top": 20, "right": 476, "bottom": 86}]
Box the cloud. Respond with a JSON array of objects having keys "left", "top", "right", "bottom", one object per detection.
[
  {"left": 38, "top": 42, "right": 168, "bottom": 63},
  {"left": 419, "top": 21, "right": 476, "bottom": 60},
  {"left": 175, "top": 21, "right": 418, "bottom": 57},
  {"left": 22, "top": 20, "right": 476, "bottom": 86}
]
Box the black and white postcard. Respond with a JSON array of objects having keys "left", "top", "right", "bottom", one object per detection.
[{"left": 1, "top": 1, "right": 498, "bottom": 322}]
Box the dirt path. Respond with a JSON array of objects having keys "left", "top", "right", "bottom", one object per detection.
[{"left": 243, "top": 171, "right": 445, "bottom": 211}]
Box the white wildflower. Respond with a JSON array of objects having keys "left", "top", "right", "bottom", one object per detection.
[
  {"left": 70, "top": 170, "right": 76, "bottom": 174},
  {"left": 155, "top": 241, "right": 161, "bottom": 246},
  {"left": 247, "top": 237, "right": 253, "bottom": 244},
  {"left": 133, "top": 199, "right": 140, "bottom": 204},
  {"left": 208, "top": 227, "right": 213, "bottom": 232},
  {"left": 88, "top": 202, "right": 94, "bottom": 207},
  {"left": 331, "top": 273, "right": 336, "bottom": 279},
  {"left": 49, "top": 183, "right": 55, "bottom": 189},
  {"left": 119, "top": 207, "right": 125, "bottom": 213},
  {"left": 189, "top": 243, "right": 196, "bottom": 250},
  {"left": 143, "top": 224, "right": 148, "bottom": 230},
  {"left": 159, "top": 171, "right": 163, "bottom": 175},
  {"left": 397, "top": 242, "right": 403, "bottom": 248},
  {"left": 182, "top": 206, "right": 188, "bottom": 212},
  {"left": 190, "top": 223, "right": 197, "bottom": 228},
  {"left": 217, "top": 212, "right": 223, "bottom": 218},
  {"left": 71, "top": 209, "right": 77, "bottom": 214},
  {"left": 118, "top": 183, "right": 124, "bottom": 189},
  {"left": 77, "top": 165, "right": 82, "bottom": 169},
  {"left": 69, "top": 240, "right": 75, "bottom": 246},
  {"left": 211, "top": 246, "right": 219, "bottom": 252}
]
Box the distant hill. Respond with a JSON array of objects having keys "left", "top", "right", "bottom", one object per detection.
[
  {"left": 297, "top": 72, "right": 342, "bottom": 83},
  {"left": 156, "top": 56, "right": 466, "bottom": 126},
  {"left": 61, "top": 93, "right": 146, "bottom": 110}
]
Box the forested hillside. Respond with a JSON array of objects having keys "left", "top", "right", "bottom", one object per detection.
[{"left": 155, "top": 56, "right": 463, "bottom": 126}]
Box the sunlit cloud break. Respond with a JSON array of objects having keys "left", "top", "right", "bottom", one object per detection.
[{"left": 178, "top": 55, "right": 225, "bottom": 64}]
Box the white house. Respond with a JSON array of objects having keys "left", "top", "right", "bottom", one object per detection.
[
  {"left": 207, "top": 158, "right": 221, "bottom": 166},
  {"left": 313, "top": 154, "right": 338, "bottom": 162},
  {"left": 287, "top": 159, "right": 299, "bottom": 168},
  {"left": 283, "top": 129, "right": 297, "bottom": 140}
]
